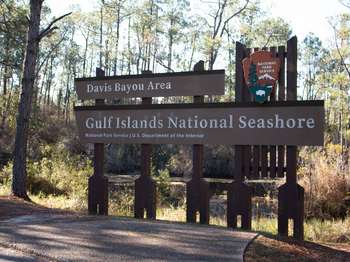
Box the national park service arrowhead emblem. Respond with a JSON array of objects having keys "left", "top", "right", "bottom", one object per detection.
[{"left": 242, "top": 51, "right": 280, "bottom": 103}]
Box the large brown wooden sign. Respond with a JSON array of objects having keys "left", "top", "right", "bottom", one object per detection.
[
  {"left": 75, "top": 70, "right": 225, "bottom": 100},
  {"left": 74, "top": 37, "right": 320, "bottom": 241},
  {"left": 74, "top": 101, "right": 324, "bottom": 146}
]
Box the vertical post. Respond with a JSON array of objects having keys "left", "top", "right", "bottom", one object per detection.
[
  {"left": 88, "top": 67, "right": 109, "bottom": 215},
  {"left": 134, "top": 70, "right": 156, "bottom": 219},
  {"left": 227, "top": 42, "right": 252, "bottom": 230},
  {"left": 278, "top": 36, "right": 304, "bottom": 240},
  {"left": 186, "top": 61, "right": 210, "bottom": 224},
  {"left": 269, "top": 47, "right": 277, "bottom": 179},
  {"left": 277, "top": 45, "right": 286, "bottom": 178}
]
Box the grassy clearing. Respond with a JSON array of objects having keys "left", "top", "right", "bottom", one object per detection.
[
  {"left": 1, "top": 181, "right": 349, "bottom": 244},
  {"left": 156, "top": 207, "right": 350, "bottom": 243}
]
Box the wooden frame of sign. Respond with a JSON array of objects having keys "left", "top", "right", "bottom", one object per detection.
[
  {"left": 75, "top": 36, "right": 322, "bottom": 240},
  {"left": 230, "top": 36, "right": 304, "bottom": 239}
]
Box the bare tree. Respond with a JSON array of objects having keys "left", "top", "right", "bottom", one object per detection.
[
  {"left": 12, "top": 0, "right": 70, "bottom": 199},
  {"left": 207, "top": 0, "right": 250, "bottom": 69}
]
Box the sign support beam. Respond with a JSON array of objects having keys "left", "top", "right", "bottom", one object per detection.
[
  {"left": 227, "top": 42, "right": 252, "bottom": 230},
  {"left": 186, "top": 61, "right": 210, "bottom": 224},
  {"left": 134, "top": 71, "right": 156, "bottom": 220},
  {"left": 278, "top": 36, "right": 304, "bottom": 240},
  {"left": 88, "top": 67, "right": 108, "bottom": 215}
]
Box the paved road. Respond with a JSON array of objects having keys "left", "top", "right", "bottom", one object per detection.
[
  {"left": 0, "top": 245, "right": 45, "bottom": 262},
  {"left": 0, "top": 215, "right": 257, "bottom": 262}
]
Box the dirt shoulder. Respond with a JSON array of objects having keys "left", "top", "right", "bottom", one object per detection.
[
  {"left": 0, "top": 195, "right": 77, "bottom": 220},
  {"left": 244, "top": 233, "right": 350, "bottom": 262}
]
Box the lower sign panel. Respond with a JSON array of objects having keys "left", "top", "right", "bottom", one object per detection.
[{"left": 74, "top": 102, "right": 324, "bottom": 146}]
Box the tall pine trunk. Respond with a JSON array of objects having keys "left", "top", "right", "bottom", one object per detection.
[{"left": 12, "top": 0, "right": 42, "bottom": 199}]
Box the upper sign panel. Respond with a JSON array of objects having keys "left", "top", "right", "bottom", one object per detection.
[{"left": 75, "top": 70, "right": 225, "bottom": 100}]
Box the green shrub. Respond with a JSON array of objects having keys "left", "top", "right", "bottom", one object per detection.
[
  {"left": 0, "top": 162, "right": 12, "bottom": 195},
  {"left": 0, "top": 143, "right": 92, "bottom": 207},
  {"left": 109, "top": 187, "right": 134, "bottom": 217},
  {"left": 155, "top": 168, "right": 185, "bottom": 208}
]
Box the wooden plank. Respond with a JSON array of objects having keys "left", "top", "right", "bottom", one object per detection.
[
  {"left": 193, "top": 61, "right": 204, "bottom": 182},
  {"left": 259, "top": 45, "right": 274, "bottom": 178},
  {"left": 252, "top": 145, "right": 260, "bottom": 179},
  {"left": 286, "top": 145, "right": 297, "bottom": 184},
  {"left": 243, "top": 48, "right": 251, "bottom": 101},
  {"left": 277, "top": 45, "right": 286, "bottom": 177},
  {"left": 75, "top": 69, "right": 225, "bottom": 100},
  {"left": 94, "top": 68, "right": 105, "bottom": 178},
  {"left": 269, "top": 47, "right": 277, "bottom": 178},
  {"left": 243, "top": 146, "right": 252, "bottom": 179},
  {"left": 261, "top": 146, "right": 268, "bottom": 178},
  {"left": 228, "top": 42, "right": 252, "bottom": 230},
  {"left": 287, "top": 36, "right": 298, "bottom": 101},
  {"left": 235, "top": 43, "right": 245, "bottom": 182},
  {"left": 251, "top": 47, "right": 260, "bottom": 179},
  {"left": 235, "top": 42, "right": 245, "bottom": 102},
  {"left": 270, "top": 47, "right": 277, "bottom": 101},
  {"left": 187, "top": 60, "right": 209, "bottom": 225},
  {"left": 277, "top": 146, "right": 285, "bottom": 178},
  {"left": 235, "top": 145, "right": 244, "bottom": 181},
  {"left": 270, "top": 146, "right": 277, "bottom": 178},
  {"left": 89, "top": 67, "right": 108, "bottom": 216},
  {"left": 141, "top": 95, "right": 152, "bottom": 178},
  {"left": 278, "top": 36, "right": 305, "bottom": 240},
  {"left": 134, "top": 70, "right": 156, "bottom": 220},
  {"left": 286, "top": 36, "right": 298, "bottom": 184},
  {"left": 278, "top": 46, "right": 286, "bottom": 101},
  {"left": 242, "top": 48, "right": 252, "bottom": 179}
]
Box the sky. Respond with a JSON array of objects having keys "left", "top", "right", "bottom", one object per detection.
[
  {"left": 46, "top": 0, "right": 348, "bottom": 45},
  {"left": 264, "top": 0, "right": 347, "bottom": 44}
]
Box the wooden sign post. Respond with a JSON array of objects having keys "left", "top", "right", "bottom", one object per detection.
[
  {"left": 278, "top": 37, "right": 304, "bottom": 239},
  {"left": 186, "top": 61, "right": 210, "bottom": 224},
  {"left": 88, "top": 68, "right": 108, "bottom": 215},
  {"left": 227, "top": 42, "right": 252, "bottom": 230},
  {"left": 231, "top": 36, "right": 305, "bottom": 239},
  {"left": 134, "top": 71, "right": 156, "bottom": 219}
]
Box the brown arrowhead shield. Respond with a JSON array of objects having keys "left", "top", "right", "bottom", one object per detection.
[{"left": 242, "top": 51, "right": 281, "bottom": 99}]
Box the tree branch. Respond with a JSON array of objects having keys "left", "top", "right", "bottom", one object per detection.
[
  {"left": 330, "top": 21, "right": 350, "bottom": 79},
  {"left": 339, "top": 0, "right": 350, "bottom": 9},
  {"left": 35, "top": 35, "right": 66, "bottom": 78},
  {"left": 220, "top": 0, "right": 250, "bottom": 38},
  {"left": 38, "top": 12, "right": 72, "bottom": 40},
  {"left": 0, "top": 60, "right": 20, "bottom": 69},
  {"left": 151, "top": 52, "right": 174, "bottom": 72},
  {"left": 213, "top": 0, "right": 227, "bottom": 38}
]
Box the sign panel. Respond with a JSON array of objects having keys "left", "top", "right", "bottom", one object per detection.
[
  {"left": 75, "top": 70, "right": 225, "bottom": 100},
  {"left": 74, "top": 101, "right": 324, "bottom": 146}
]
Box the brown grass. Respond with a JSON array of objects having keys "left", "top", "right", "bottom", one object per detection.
[
  {"left": 299, "top": 145, "right": 350, "bottom": 219},
  {"left": 245, "top": 233, "right": 350, "bottom": 262}
]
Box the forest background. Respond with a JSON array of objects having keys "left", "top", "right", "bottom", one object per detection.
[{"left": 0, "top": 0, "right": 350, "bottom": 243}]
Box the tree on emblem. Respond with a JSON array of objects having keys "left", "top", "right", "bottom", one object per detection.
[{"left": 249, "top": 63, "right": 258, "bottom": 85}]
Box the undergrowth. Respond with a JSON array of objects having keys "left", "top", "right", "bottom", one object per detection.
[
  {"left": 0, "top": 143, "right": 92, "bottom": 211},
  {"left": 1, "top": 143, "right": 349, "bottom": 245}
]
